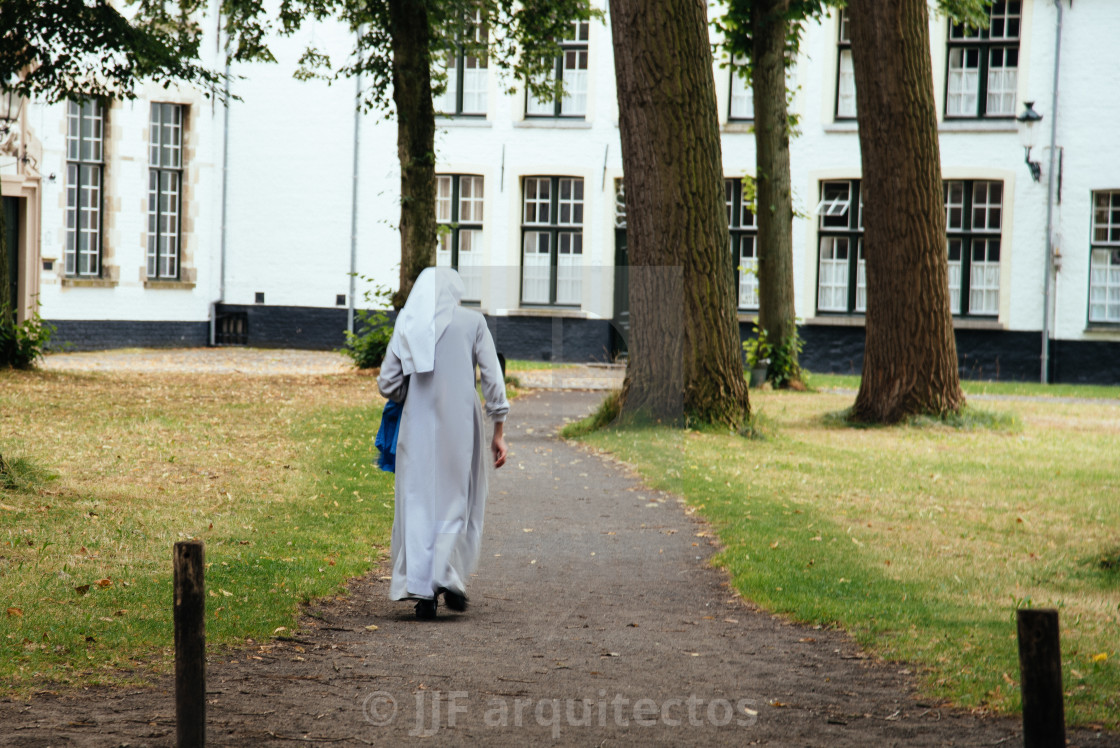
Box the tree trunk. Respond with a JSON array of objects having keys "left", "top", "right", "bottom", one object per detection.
[
  {"left": 751, "top": 0, "right": 799, "bottom": 383},
  {"left": 388, "top": 0, "right": 438, "bottom": 310},
  {"left": 846, "top": 0, "right": 963, "bottom": 422},
  {"left": 609, "top": 0, "right": 750, "bottom": 428}
]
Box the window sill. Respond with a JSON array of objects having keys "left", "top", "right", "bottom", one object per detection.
[
  {"left": 514, "top": 118, "right": 592, "bottom": 130},
  {"left": 61, "top": 278, "right": 117, "bottom": 288},
  {"left": 806, "top": 315, "right": 1005, "bottom": 331},
  {"left": 504, "top": 307, "right": 586, "bottom": 318},
  {"left": 1084, "top": 324, "right": 1120, "bottom": 334},
  {"left": 939, "top": 119, "right": 1017, "bottom": 134},
  {"left": 823, "top": 121, "right": 859, "bottom": 134},
  {"left": 722, "top": 122, "right": 754, "bottom": 134},
  {"left": 436, "top": 116, "right": 491, "bottom": 128},
  {"left": 736, "top": 311, "right": 759, "bottom": 322},
  {"left": 144, "top": 280, "right": 196, "bottom": 290}
]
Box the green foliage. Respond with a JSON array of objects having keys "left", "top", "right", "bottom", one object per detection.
[
  {"left": 0, "top": 307, "right": 55, "bottom": 370},
  {"left": 282, "top": 0, "right": 600, "bottom": 114},
  {"left": 742, "top": 324, "right": 802, "bottom": 388},
  {"left": 0, "top": 452, "right": 55, "bottom": 492},
  {"left": 341, "top": 276, "right": 393, "bottom": 369},
  {"left": 559, "top": 389, "right": 621, "bottom": 438}
]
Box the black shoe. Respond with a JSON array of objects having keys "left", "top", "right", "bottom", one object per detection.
[
  {"left": 438, "top": 587, "right": 468, "bottom": 612},
  {"left": 415, "top": 598, "right": 437, "bottom": 620}
]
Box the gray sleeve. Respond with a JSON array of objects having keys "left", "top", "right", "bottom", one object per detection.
[
  {"left": 475, "top": 318, "right": 509, "bottom": 423},
  {"left": 377, "top": 340, "right": 408, "bottom": 404}
]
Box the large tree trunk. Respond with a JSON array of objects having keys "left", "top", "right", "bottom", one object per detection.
[
  {"left": 388, "top": 0, "right": 437, "bottom": 309},
  {"left": 751, "top": 0, "right": 798, "bottom": 383},
  {"left": 609, "top": 0, "right": 750, "bottom": 428},
  {"left": 847, "top": 0, "right": 963, "bottom": 422}
]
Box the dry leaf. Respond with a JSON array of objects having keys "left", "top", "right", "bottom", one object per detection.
[
  {"left": 364, "top": 625, "right": 379, "bottom": 632},
  {"left": 96, "top": 578, "right": 112, "bottom": 588},
  {"left": 770, "top": 700, "right": 789, "bottom": 708},
  {"left": 220, "top": 589, "right": 233, "bottom": 597},
  {"left": 523, "top": 528, "right": 534, "bottom": 533},
  {"left": 6, "top": 607, "right": 23, "bottom": 618},
  {"left": 74, "top": 585, "right": 90, "bottom": 596},
  {"left": 273, "top": 626, "right": 288, "bottom": 635},
  {"left": 1091, "top": 652, "right": 1108, "bottom": 663}
]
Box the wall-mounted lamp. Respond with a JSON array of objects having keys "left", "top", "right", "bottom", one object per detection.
[
  {"left": 1016, "top": 101, "right": 1043, "bottom": 182},
  {"left": 0, "top": 85, "right": 24, "bottom": 137}
]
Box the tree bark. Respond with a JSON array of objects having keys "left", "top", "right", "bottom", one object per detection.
[
  {"left": 846, "top": 0, "right": 963, "bottom": 422},
  {"left": 388, "top": 0, "right": 438, "bottom": 310},
  {"left": 609, "top": 0, "right": 750, "bottom": 428},
  {"left": 751, "top": 0, "right": 799, "bottom": 382}
]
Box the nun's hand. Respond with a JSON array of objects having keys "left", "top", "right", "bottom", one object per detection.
[{"left": 491, "top": 434, "right": 508, "bottom": 469}]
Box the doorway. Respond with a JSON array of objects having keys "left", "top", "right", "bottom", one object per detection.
[{"left": 3, "top": 196, "right": 18, "bottom": 320}]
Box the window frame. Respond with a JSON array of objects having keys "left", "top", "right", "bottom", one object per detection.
[
  {"left": 435, "top": 173, "right": 485, "bottom": 303},
  {"left": 147, "top": 102, "right": 185, "bottom": 281},
  {"left": 1088, "top": 190, "right": 1120, "bottom": 325},
  {"left": 815, "top": 179, "right": 866, "bottom": 315},
  {"left": 728, "top": 56, "right": 753, "bottom": 123},
  {"left": 525, "top": 20, "right": 589, "bottom": 119},
  {"left": 64, "top": 99, "right": 106, "bottom": 278},
  {"left": 725, "top": 178, "right": 758, "bottom": 310},
  {"left": 435, "top": 10, "right": 489, "bottom": 117},
  {"left": 520, "top": 175, "right": 584, "bottom": 307},
  {"left": 834, "top": 9, "right": 857, "bottom": 121},
  {"left": 944, "top": 1, "right": 1021, "bottom": 120},
  {"left": 944, "top": 179, "right": 1003, "bottom": 317}
]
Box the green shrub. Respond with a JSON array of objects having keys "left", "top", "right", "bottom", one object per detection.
[
  {"left": 341, "top": 278, "right": 393, "bottom": 369},
  {"left": 0, "top": 307, "right": 55, "bottom": 370},
  {"left": 742, "top": 324, "right": 803, "bottom": 388}
]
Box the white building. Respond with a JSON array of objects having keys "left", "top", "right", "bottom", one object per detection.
[{"left": 2, "top": 0, "right": 1117, "bottom": 381}]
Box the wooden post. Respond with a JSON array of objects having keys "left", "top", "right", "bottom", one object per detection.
[
  {"left": 174, "top": 540, "right": 206, "bottom": 747},
  {"left": 1017, "top": 608, "right": 1065, "bottom": 748}
]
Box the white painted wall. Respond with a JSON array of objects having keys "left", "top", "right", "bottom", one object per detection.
[{"left": 24, "top": 0, "right": 1120, "bottom": 347}]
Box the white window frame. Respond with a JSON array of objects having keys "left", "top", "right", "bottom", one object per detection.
[
  {"left": 726, "top": 178, "right": 758, "bottom": 310},
  {"left": 526, "top": 20, "right": 589, "bottom": 118},
  {"left": 815, "top": 180, "right": 866, "bottom": 314},
  {"left": 1089, "top": 190, "right": 1120, "bottom": 324},
  {"left": 728, "top": 55, "right": 753, "bottom": 122},
  {"left": 435, "top": 174, "right": 484, "bottom": 302},
  {"left": 65, "top": 100, "right": 105, "bottom": 277},
  {"left": 435, "top": 10, "right": 488, "bottom": 117},
  {"left": 944, "top": 180, "right": 1003, "bottom": 317},
  {"left": 521, "top": 176, "right": 584, "bottom": 306},
  {"left": 147, "top": 103, "right": 184, "bottom": 280},
  {"left": 946, "top": 1, "right": 1020, "bottom": 119},
  {"left": 835, "top": 9, "right": 857, "bottom": 120}
]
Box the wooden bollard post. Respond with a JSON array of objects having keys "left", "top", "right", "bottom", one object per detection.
[
  {"left": 174, "top": 540, "right": 206, "bottom": 747},
  {"left": 1017, "top": 608, "right": 1065, "bottom": 748}
]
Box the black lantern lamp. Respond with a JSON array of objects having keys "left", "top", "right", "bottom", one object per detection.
[
  {"left": 0, "top": 85, "right": 25, "bottom": 137},
  {"left": 1016, "top": 101, "right": 1043, "bottom": 183}
]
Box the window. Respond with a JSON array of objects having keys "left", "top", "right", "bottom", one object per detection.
[
  {"left": 435, "top": 10, "right": 488, "bottom": 116},
  {"left": 815, "top": 180, "right": 865, "bottom": 313},
  {"left": 436, "top": 174, "right": 484, "bottom": 302},
  {"left": 1089, "top": 191, "right": 1120, "bottom": 324},
  {"left": 728, "top": 56, "right": 753, "bottom": 122},
  {"left": 835, "top": 10, "right": 857, "bottom": 120},
  {"left": 526, "top": 20, "right": 589, "bottom": 118},
  {"left": 65, "top": 100, "right": 105, "bottom": 277},
  {"left": 946, "top": 1, "right": 1020, "bottom": 118},
  {"left": 147, "top": 103, "right": 184, "bottom": 279},
  {"left": 945, "top": 180, "right": 1002, "bottom": 316},
  {"left": 521, "top": 176, "right": 583, "bottom": 305},
  {"left": 725, "top": 178, "right": 758, "bottom": 309}
]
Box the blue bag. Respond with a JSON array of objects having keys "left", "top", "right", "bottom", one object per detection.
[{"left": 375, "top": 400, "right": 403, "bottom": 473}]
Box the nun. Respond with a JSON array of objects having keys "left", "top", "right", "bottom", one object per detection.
[{"left": 377, "top": 268, "right": 509, "bottom": 619}]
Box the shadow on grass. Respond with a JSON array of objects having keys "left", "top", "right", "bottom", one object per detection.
[{"left": 822, "top": 405, "right": 1021, "bottom": 433}]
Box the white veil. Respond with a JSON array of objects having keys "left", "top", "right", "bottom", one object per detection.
[{"left": 390, "top": 267, "right": 465, "bottom": 375}]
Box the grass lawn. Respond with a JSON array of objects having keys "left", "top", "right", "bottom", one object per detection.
[
  {"left": 0, "top": 369, "right": 394, "bottom": 696},
  {"left": 568, "top": 387, "right": 1120, "bottom": 729},
  {"left": 808, "top": 372, "right": 1120, "bottom": 401},
  {"left": 503, "top": 359, "right": 576, "bottom": 372}
]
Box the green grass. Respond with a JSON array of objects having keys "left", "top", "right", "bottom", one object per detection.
[
  {"left": 503, "top": 359, "right": 577, "bottom": 372},
  {"left": 569, "top": 388, "right": 1120, "bottom": 729},
  {"left": 0, "top": 370, "right": 394, "bottom": 695},
  {"left": 808, "top": 372, "right": 1120, "bottom": 401}
]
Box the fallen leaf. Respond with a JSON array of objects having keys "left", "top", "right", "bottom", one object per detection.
[
  {"left": 364, "top": 625, "right": 379, "bottom": 632},
  {"left": 724, "top": 618, "right": 739, "bottom": 624},
  {"left": 6, "top": 607, "right": 22, "bottom": 618},
  {"left": 96, "top": 578, "right": 112, "bottom": 588},
  {"left": 770, "top": 700, "right": 788, "bottom": 708},
  {"left": 523, "top": 528, "right": 534, "bottom": 533},
  {"left": 769, "top": 541, "right": 780, "bottom": 549},
  {"left": 799, "top": 637, "right": 816, "bottom": 643},
  {"left": 74, "top": 585, "right": 91, "bottom": 596},
  {"left": 1091, "top": 652, "right": 1109, "bottom": 663},
  {"left": 220, "top": 589, "right": 233, "bottom": 597},
  {"left": 273, "top": 626, "right": 288, "bottom": 635}
]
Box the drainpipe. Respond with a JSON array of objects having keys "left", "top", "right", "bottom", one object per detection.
[
  {"left": 348, "top": 32, "right": 363, "bottom": 335},
  {"left": 212, "top": 54, "right": 232, "bottom": 346},
  {"left": 1040, "top": 0, "right": 1063, "bottom": 383}
]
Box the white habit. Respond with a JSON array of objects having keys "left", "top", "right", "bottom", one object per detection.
[{"left": 377, "top": 269, "right": 508, "bottom": 601}]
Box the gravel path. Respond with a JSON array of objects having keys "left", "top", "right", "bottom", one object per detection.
[
  {"left": 4, "top": 391, "right": 1115, "bottom": 746},
  {"left": 41, "top": 348, "right": 353, "bottom": 377}
]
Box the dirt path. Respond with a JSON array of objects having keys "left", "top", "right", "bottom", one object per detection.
[{"left": 2, "top": 391, "right": 1115, "bottom": 746}]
